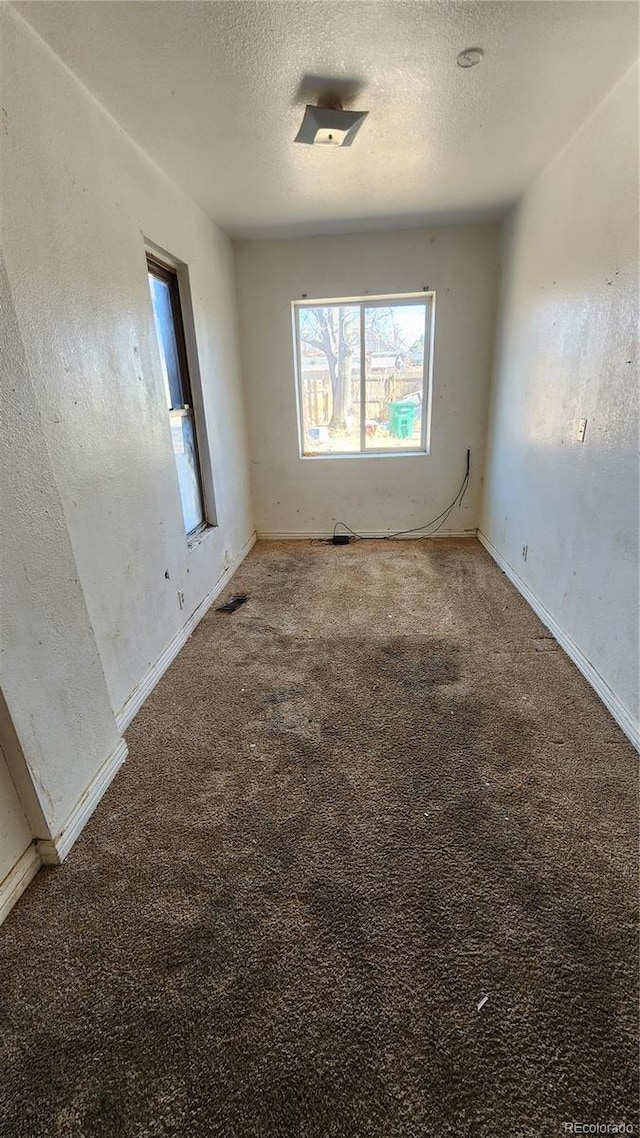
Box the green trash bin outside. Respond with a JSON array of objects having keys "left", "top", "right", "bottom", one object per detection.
[{"left": 388, "top": 400, "right": 417, "bottom": 439}]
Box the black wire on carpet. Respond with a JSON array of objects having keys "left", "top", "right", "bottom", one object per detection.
[{"left": 312, "top": 449, "right": 471, "bottom": 546}]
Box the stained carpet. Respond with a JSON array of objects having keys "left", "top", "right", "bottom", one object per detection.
[{"left": 1, "top": 539, "right": 637, "bottom": 1138}]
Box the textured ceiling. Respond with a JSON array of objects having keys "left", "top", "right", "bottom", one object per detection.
[{"left": 14, "top": 0, "right": 639, "bottom": 237}]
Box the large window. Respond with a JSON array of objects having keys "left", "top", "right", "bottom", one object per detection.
[
  {"left": 293, "top": 293, "right": 434, "bottom": 457},
  {"left": 147, "top": 254, "right": 206, "bottom": 536}
]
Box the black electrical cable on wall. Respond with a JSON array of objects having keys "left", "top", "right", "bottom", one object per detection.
[{"left": 323, "top": 449, "right": 470, "bottom": 545}]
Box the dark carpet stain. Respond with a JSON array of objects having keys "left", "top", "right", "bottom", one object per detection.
[{"left": 0, "top": 539, "right": 637, "bottom": 1138}]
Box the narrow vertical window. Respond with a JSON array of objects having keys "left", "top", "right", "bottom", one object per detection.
[{"left": 147, "top": 254, "right": 206, "bottom": 536}]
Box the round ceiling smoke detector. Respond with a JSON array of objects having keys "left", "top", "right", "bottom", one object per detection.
[{"left": 457, "top": 47, "right": 484, "bottom": 68}]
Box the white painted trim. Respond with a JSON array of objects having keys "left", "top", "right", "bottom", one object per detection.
[
  {"left": 477, "top": 530, "right": 639, "bottom": 752},
  {"left": 257, "top": 530, "right": 477, "bottom": 541},
  {"left": 115, "top": 531, "right": 257, "bottom": 732},
  {"left": 292, "top": 290, "right": 436, "bottom": 307},
  {"left": 0, "top": 843, "right": 41, "bottom": 925},
  {"left": 37, "top": 739, "right": 128, "bottom": 865}
]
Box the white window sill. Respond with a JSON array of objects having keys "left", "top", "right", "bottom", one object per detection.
[
  {"left": 187, "top": 523, "right": 217, "bottom": 551},
  {"left": 299, "top": 449, "right": 429, "bottom": 461}
]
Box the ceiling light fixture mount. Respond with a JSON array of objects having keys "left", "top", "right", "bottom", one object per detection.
[
  {"left": 457, "top": 47, "right": 484, "bottom": 69},
  {"left": 294, "top": 96, "right": 368, "bottom": 147}
]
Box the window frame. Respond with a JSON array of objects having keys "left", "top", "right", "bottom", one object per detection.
[
  {"left": 146, "top": 250, "right": 213, "bottom": 541},
  {"left": 292, "top": 291, "right": 436, "bottom": 459}
]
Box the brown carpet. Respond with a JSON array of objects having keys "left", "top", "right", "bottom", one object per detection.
[{"left": 1, "top": 539, "right": 637, "bottom": 1138}]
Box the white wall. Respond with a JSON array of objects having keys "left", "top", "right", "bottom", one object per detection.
[
  {"left": 235, "top": 225, "right": 499, "bottom": 536},
  {"left": 0, "top": 252, "right": 121, "bottom": 844},
  {"left": 1, "top": 7, "right": 254, "bottom": 720},
  {"left": 0, "top": 4, "right": 255, "bottom": 887},
  {"left": 480, "top": 63, "right": 639, "bottom": 740}
]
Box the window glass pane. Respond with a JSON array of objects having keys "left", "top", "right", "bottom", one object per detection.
[
  {"left": 149, "top": 274, "right": 185, "bottom": 410},
  {"left": 298, "top": 305, "right": 361, "bottom": 454},
  {"left": 170, "top": 412, "right": 204, "bottom": 535},
  {"left": 364, "top": 303, "right": 427, "bottom": 450}
]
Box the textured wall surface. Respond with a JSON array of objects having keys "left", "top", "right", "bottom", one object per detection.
[
  {"left": 1, "top": 8, "right": 254, "bottom": 718},
  {"left": 235, "top": 224, "right": 499, "bottom": 536},
  {"left": 0, "top": 255, "right": 121, "bottom": 839},
  {"left": 481, "top": 64, "right": 639, "bottom": 730}
]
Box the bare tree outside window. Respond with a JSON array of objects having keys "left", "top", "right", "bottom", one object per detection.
[
  {"left": 294, "top": 294, "right": 434, "bottom": 456},
  {"left": 299, "top": 306, "right": 359, "bottom": 434}
]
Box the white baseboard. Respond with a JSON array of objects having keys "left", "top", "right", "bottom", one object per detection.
[
  {"left": 0, "top": 843, "right": 42, "bottom": 926},
  {"left": 478, "top": 530, "right": 639, "bottom": 752},
  {"left": 257, "top": 530, "right": 477, "bottom": 541},
  {"left": 115, "top": 531, "right": 257, "bottom": 732},
  {"left": 36, "top": 738, "right": 128, "bottom": 865}
]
